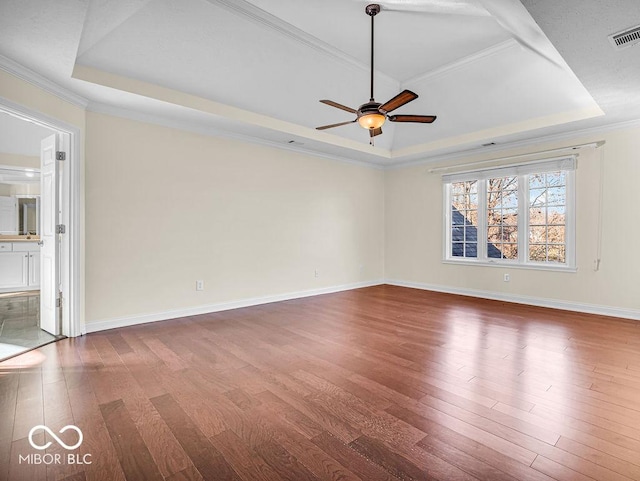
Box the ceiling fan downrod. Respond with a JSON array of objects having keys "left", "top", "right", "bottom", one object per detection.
[{"left": 365, "top": 4, "right": 380, "bottom": 101}]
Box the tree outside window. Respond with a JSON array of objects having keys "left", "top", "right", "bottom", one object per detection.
[{"left": 444, "top": 161, "right": 574, "bottom": 269}]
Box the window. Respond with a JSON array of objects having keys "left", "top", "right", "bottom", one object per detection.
[
  {"left": 451, "top": 180, "right": 478, "bottom": 258},
  {"left": 487, "top": 176, "right": 518, "bottom": 260},
  {"left": 443, "top": 158, "right": 575, "bottom": 270},
  {"left": 528, "top": 172, "right": 567, "bottom": 263}
]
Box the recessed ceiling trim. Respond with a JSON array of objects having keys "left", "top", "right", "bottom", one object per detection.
[
  {"left": 204, "top": 0, "right": 398, "bottom": 87},
  {"left": 0, "top": 54, "right": 89, "bottom": 108},
  {"left": 86, "top": 101, "right": 385, "bottom": 169},
  {"left": 78, "top": 0, "right": 156, "bottom": 56},
  {"left": 388, "top": 117, "right": 640, "bottom": 170},
  {"left": 403, "top": 38, "right": 518, "bottom": 86},
  {"left": 391, "top": 104, "right": 604, "bottom": 159},
  {"left": 73, "top": 64, "right": 392, "bottom": 158}
]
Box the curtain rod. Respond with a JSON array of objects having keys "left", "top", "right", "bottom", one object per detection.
[{"left": 428, "top": 141, "right": 605, "bottom": 174}]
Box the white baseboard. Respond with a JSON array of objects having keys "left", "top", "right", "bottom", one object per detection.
[
  {"left": 84, "top": 280, "right": 384, "bottom": 334},
  {"left": 85, "top": 277, "right": 639, "bottom": 334},
  {"left": 386, "top": 279, "right": 640, "bottom": 321}
]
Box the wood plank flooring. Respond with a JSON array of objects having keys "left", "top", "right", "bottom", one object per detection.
[{"left": 1, "top": 285, "right": 640, "bottom": 481}]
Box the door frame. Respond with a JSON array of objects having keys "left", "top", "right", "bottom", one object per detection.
[{"left": 0, "top": 96, "right": 83, "bottom": 337}]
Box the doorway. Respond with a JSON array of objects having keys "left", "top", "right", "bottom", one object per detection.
[{"left": 0, "top": 100, "right": 81, "bottom": 360}]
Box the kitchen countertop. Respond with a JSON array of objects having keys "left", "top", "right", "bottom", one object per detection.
[{"left": 0, "top": 236, "right": 41, "bottom": 242}]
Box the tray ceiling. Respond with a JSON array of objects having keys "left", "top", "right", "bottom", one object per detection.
[{"left": 2, "top": 0, "right": 631, "bottom": 166}]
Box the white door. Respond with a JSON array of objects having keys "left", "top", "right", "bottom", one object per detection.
[{"left": 40, "top": 134, "right": 60, "bottom": 335}]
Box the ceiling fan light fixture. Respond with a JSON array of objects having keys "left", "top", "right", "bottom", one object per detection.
[{"left": 358, "top": 112, "right": 386, "bottom": 129}]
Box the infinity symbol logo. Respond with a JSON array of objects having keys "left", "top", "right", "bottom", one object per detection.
[{"left": 28, "top": 425, "right": 83, "bottom": 451}]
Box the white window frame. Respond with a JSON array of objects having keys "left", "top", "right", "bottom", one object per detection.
[{"left": 442, "top": 157, "right": 577, "bottom": 272}]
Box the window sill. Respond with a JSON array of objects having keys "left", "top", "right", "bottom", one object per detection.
[{"left": 442, "top": 259, "right": 577, "bottom": 273}]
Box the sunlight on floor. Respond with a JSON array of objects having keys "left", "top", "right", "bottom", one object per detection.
[
  {"left": 0, "top": 348, "right": 47, "bottom": 369},
  {"left": 0, "top": 342, "right": 29, "bottom": 358}
]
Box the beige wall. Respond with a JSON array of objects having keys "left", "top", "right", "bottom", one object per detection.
[
  {"left": 0, "top": 152, "right": 40, "bottom": 169},
  {"left": 385, "top": 126, "right": 640, "bottom": 313},
  {"left": 85, "top": 111, "right": 385, "bottom": 323},
  {"left": 3, "top": 68, "right": 639, "bottom": 330}
]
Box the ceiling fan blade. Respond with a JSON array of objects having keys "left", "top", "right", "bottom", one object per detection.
[
  {"left": 388, "top": 114, "right": 437, "bottom": 123},
  {"left": 316, "top": 119, "right": 357, "bottom": 130},
  {"left": 380, "top": 90, "right": 418, "bottom": 113},
  {"left": 370, "top": 127, "right": 383, "bottom": 137},
  {"left": 320, "top": 100, "right": 357, "bottom": 114}
]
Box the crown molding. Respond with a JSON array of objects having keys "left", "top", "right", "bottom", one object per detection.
[
  {"left": 87, "top": 101, "right": 384, "bottom": 170},
  {"left": 403, "top": 39, "right": 519, "bottom": 86},
  {"left": 387, "top": 117, "right": 640, "bottom": 170},
  {"left": 204, "top": 0, "right": 398, "bottom": 88},
  {"left": 88, "top": 99, "right": 640, "bottom": 172},
  {"left": 74, "top": 64, "right": 391, "bottom": 159},
  {"left": 6, "top": 45, "right": 636, "bottom": 172},
  {"left": 0, "top": 54, "right": 88, "bottom": 109}
]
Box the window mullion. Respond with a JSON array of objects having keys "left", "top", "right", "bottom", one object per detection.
[
  {"left": 478, "top": 179, "right": 488, "bottom": 261},
  {"left": 566, "top": 170, "right": 576, "bottom": 268},
  {"left": 519, "top": 174, "right": 528, "bottom": 264},
  {"left": 444, "top": 183, "right": 451, "bottom": 260}
]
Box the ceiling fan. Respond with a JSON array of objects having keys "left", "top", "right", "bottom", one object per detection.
[{"left": 316, "top": 3, "right": 436, "bottom": 143}]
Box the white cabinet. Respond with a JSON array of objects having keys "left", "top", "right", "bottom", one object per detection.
[
  {"left": 0, "top": 252, "right": 28, "bottom": 288},
  {"left": 0, "top": 242, "right": 40, "bottom": 291},
  {"left": 29, "top": 252, "right": 40, "bottom": 287}
]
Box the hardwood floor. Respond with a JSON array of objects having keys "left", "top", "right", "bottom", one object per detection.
[{"left": 1, "top": 285, "right": 640, "bottom": 481}]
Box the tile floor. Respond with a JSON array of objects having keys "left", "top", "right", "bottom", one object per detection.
[{"left": 0, "top": 292, "right": 57, "bottom": 361}]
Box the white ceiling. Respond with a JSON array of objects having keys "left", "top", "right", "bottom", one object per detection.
[{"left": 0, "top": 0, "right": 638, "bottom": 166}]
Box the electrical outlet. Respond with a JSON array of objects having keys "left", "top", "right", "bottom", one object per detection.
[
  {"left": 314, "top": 269, "right": 319, "bottom": 278},
  {"left": 503, "top": 273, "right": 510, "bottom": 282},
  {"left": 196, "top": 280, "right": 204, "bottom": 291}
]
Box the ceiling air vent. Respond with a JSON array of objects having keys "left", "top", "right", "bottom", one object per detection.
[{"left": 609, "top": 25, "right": 640, "bottom": 50}]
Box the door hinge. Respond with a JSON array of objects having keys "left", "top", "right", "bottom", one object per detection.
[
  {"left": 57, "top": 291, "right": 63, "bottom": 310},
  {"left": 56, "top": 224, "right": 66, "bottom": 234},
  {"left": 56, "top": 151, "right": 66, "bottom": 161}
]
